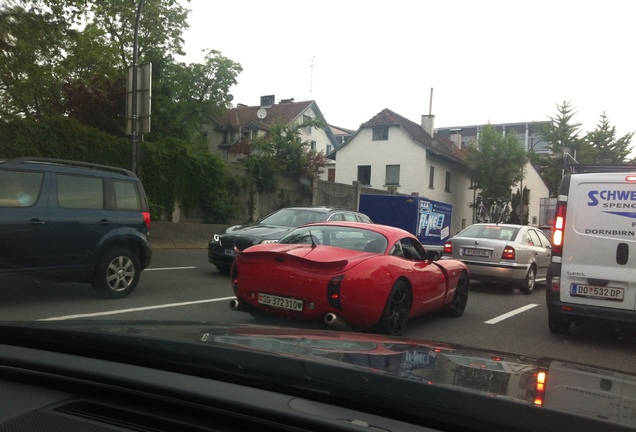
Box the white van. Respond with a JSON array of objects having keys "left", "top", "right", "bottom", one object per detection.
[{"left": 546, "top": 170, "right": 636, "bottom": 334}]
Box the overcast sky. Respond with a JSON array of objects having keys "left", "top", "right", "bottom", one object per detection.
[{"left": 180, "top": 0, "right": 635, "bottom": 139}]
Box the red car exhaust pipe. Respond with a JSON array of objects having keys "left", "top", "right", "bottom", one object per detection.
[
  {"left": 229, "top": 299, "right": 245, "bottom": 312},
  {"left": 324, "top": 312, "right": 352, "bottom": 331}
]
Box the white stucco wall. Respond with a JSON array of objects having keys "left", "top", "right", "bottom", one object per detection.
[
  {"left": 514, "top": 161, "right": 551, "bottom": 226},
  {"left": 296, "top": 106, "right": 335, "bottom": 181},
  {"left": 334, "top": 125, "right": 473, "bottom": 236}
]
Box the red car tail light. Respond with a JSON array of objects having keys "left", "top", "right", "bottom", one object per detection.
[
  {"left": 502, "top": 246, "right": 515, "bottom": 260},
  {"left": 443, "top": 241, "right": 452, "bottom": 254},
  {"left": 327, "top": 275, "right": 344, "bottom": 310}
]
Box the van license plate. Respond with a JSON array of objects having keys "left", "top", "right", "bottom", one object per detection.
[
  {"left": 570, "top": 284, "right": 624, "bottom": 301},
  {"left": 463, "top": 248, "right": 491, "bottom": 257},
  {"left": 258, "top": 293, "right": 303, "bottom": 311}
]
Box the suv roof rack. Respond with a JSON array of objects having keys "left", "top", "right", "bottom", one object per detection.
[{"left": 2, "top": 157, "right": 137, "bottom": 177}]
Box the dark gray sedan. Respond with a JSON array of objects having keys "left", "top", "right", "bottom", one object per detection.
[
  {"left": 208, "top": 206, "right": 372, "bottom": 273},
  {"left": 442, "top": 223, "right": 552, "bottom": 294}
]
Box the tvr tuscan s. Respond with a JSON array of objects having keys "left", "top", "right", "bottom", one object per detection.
[{"left": 229, "top": 222, "right": 470, "bottom": 336}]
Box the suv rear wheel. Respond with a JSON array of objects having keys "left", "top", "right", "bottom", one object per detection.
[{"left": 92, "top": 247, "right": 141, "bottom": 298}]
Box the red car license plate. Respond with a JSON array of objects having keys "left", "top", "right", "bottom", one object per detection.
[
  {"left": 570, "top": 284, "right": 624, "bottom": 301},
  {"left": 258, "top": 293, "right": 303, "bottom": 311}
]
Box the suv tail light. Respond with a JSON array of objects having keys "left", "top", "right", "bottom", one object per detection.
[
  {"left": 142, "top": 211, "right": 151, "bottom": 230},
  {"left": 502, "top": 246, "right": 515, "bottom": 260},
  {"left": 443, "top": 241, "right": 452, "bottom": 255},
  {"left": 552, "top": 203, "right": 566, "bottom": 255}
]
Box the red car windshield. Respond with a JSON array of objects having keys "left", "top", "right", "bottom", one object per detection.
[{"left": 279, "top": 226, "right": 388, "bottom": 253}]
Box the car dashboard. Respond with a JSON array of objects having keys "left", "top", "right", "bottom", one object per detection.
[{"left": 0, "top": 324, "right": 632, "bottom": 432}]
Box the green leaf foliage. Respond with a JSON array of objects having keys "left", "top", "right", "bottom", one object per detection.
[
  {"left": 232, "top": 118, "right": 328, "bottom": 193},
  {"left": 0, "top": 116, "right": 239, "bottom": 223},
  {"left": 464, "top": 123, "right": 527, "bottom": 210},
  {"left": 585, "top": 112, "right": 634, "bottom": 164}
]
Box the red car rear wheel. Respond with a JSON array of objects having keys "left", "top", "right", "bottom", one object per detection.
[{"left": 375, "top": 280, "right": 411, "bottom": 336}]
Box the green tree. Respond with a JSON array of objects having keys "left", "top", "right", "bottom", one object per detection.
[
  {"left": 464, "top": 123, "right": 527, "bottom": 221},
  {"left": 231, "top": 118, "right": 328, "bottom": 194},
  {"left": 34, "top": 0, "right": 190, "bottom": 68},
  {"left": 148, "top": 49, "right": 242, "bottom": 140},
  {"left": 0, "top": 0, "right": 244, "bottom": 223},
  {"left": 585, "top": 112, "right": 634, "bottom": 163},
  {"left": 0, "top": 4, "right": 72, "bottom": 119},
  {"left": 535, "top": 100, "right": 587, "bottom": 195}
]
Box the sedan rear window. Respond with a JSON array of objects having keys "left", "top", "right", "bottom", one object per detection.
[
  {"left": 260, "top": 209, "right": 324, "bottom": 226},
  {"left": 459, "top": 225, "right": 519, "bottom": 241}
]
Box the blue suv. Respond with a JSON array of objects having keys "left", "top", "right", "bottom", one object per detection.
[{"left": 0, "top": 158, "right": 152, "bottom": 298}]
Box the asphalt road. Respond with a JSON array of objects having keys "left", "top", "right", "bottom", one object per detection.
[{"left": 2, "top": 248, "right": 635, "bottom": 374}]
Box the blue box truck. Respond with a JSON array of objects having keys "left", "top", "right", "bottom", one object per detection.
[{"left": 359, "top": 195, "right": 453, "bottom": 255}]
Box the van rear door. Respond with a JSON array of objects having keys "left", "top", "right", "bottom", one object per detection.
[{"left": 560, "top": 173, "right": 636, "bottom": 311}]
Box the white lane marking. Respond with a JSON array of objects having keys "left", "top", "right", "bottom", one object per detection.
[
  {"left": 144, "top": 266, "right": 197, "bottom": 271},
  {"left": 484, "top": 303, "right": 539, "bottom": 325},
  {"left": 39, "top": 296, "right": 236, "bottom": 321}
]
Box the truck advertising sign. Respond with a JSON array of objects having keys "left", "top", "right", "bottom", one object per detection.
[{"left": 359, "top": 195, "right": 453, "bottom": 248}]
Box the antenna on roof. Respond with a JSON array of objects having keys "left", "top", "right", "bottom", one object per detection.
[
  {"left": 309, "top": 56, "right": 315, "bottom": 99},
  {"left": 429, "top": 87, "right": 434, "bottom": 115}
]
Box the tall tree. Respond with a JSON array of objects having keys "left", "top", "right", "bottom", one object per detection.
[
  {"left": 464, "top": 123, "right": 527, "bottom": 220},
  {"left": 1, "top": 0, "right": 241, "bottom": 139},
  {"left": 148, "top": 49, "right": 242, "bottom": 139},
  {"left": 535, "top": 101, "right": 587, "bottom": 195},
  {"left": 585, "top": 112, "right": 634, "bottom": 163},
  {"left": 33, "top": 0, "right": 190, "bottom": 68},
  {"left": 0, "top": 4, "right": 71, "bottom": 119}
]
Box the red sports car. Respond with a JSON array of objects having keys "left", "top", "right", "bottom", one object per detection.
[{"left": 229, "top": 222, "right": 469, "bottom": 336}]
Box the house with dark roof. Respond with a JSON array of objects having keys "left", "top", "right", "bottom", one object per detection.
[
  {"left": 203, "top": 96, "right": 339, "bottom": 181},
  {"left": 330, "top": 108, "right": 474, "bottom": 234}
]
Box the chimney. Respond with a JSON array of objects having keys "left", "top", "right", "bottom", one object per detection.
[
  {"left": 449, "top": 128, "right": 462, "bottom": 148},
  {"left": 421, "top": 114, "right": 435, "bottom": 137},
  {"left": 260, "top": 95, "right": 275, "bottom": 108},
  {"left": 421, "top": 88, "right": 435, "bottom": 137}
]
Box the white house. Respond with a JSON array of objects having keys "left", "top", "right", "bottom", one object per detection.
[
  {"left": 516, "top": 160, "right": 552, "bottom": 227},
  {"left": 203, "top": 96, "right": 339, "bottom": 181},
  {"left": 331, "top": 108, "right": 474, "bottom": 236}
]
